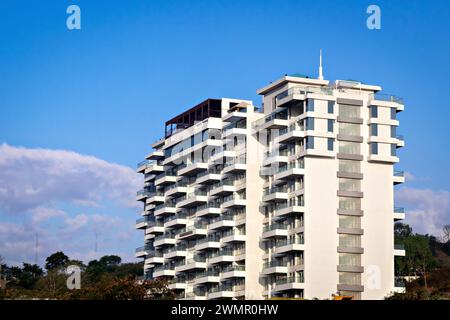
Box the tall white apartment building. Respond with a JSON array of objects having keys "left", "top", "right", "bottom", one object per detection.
[{"left": 135, "top": 73, "right": 405, "bottom": 300}]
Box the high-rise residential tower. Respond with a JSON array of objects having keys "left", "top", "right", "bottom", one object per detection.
[{"left": 135, "top": 73, "right": 405, "bottom": 300}]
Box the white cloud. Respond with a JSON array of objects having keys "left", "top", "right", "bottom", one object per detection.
[
  {"left": 0, "top": 143, "right": 141, "bottom": 214},
  {"left": 396, "top": 187, "right": 450, "bottom": 237},
  {"left": 0, "top": 143, "right": 142, "bottom": 266}
]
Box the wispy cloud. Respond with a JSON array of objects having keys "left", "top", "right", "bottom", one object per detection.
[{"left": 396, "top": 187, "right": 450, "bottom": 237}]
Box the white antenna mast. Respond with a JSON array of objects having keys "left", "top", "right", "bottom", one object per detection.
[{"left": 318, "top": 49, "right": 324, "bottom": 80}]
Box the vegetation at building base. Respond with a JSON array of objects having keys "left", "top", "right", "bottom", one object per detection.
[
  {"left": 0, "top": 252, "right": 174, "bottom": 300},
  {"left": 387, "top": 223, "right": 450, "bottom": 300}
]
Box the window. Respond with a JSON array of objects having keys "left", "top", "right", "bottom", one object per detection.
[
  {"left": 339, "top": 141, "right": 360, "bottom": 155},
  {"left": 339, "top": 122, "right": 360, "bottom": 136},
  {"left": 339, "top": 272, "right": 361, "bottom": 285},
  {"left": 371, "top": 123, "right": 378, "bottom": 136},
  {"left": 306, "top": 99, "right": 314, "bottom": 112},
  {"left": 339, "top": 234, "right": 361, "bottom": 247},
  {"left": 306, "top": 137, "right": 314, "bottom": 150},
  {"left": 371, "top": 106, "right": 378, "bottom": 118},
  {"left": 339, "top": 160, "right": 360, "bottom": 173},
  {"left": 339, "top": 104, "right": 360, "bottom": 118},
  {"left": 339, "top": 178, "right": 361, "bottom": 192},
  {"left": 327, "top": 119, "right": 334, "bottom": 132},
  {"left": 391, "top": 144, "right": 397, "bottom": 156},
  {"left": 391, "top": 108, "right": 397, "bottom": 120},
  {"left": 306, "top": 117, "right": 314, "bottom": 131},
  {"left": 327, "top": 138, "right": 334, "bottom": 151},
  {"left": 328, "top": 101, "right": 334, "bottom": 114},
  {"left": 371, "top": 142, "right": 378, "bottom": 155},
  {"left": 339, "top": 197, "right": 361, "bottom": 210},
  {"left": 339, "top": 253, "right": 361, "bottom": 266},
  {"left": 391, "top": 126, "right": 396, "bottom": 138},
  {"left": 339, "top": 215, "right": 361, "bottom": 229}
]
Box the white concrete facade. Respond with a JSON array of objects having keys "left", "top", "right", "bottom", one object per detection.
[{"left": 136, "top": 75, "right": 405, "bottom": 300}]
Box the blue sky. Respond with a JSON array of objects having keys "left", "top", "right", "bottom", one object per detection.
[{"left": 0, "top": 0, "right": 449, "bottom": 265}]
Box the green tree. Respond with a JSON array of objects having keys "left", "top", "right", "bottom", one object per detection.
[
  {"left": 45, "top": 251, "right": 69, "bottom": 271},
  {"left": 99, "top": 255, "right": 121, "bottom": 267},
  {"left": 404, "top": 235, "right": 437, "bottom": 288},
  {"left": 394, "top": 222, "right": 412, "bottom": 241}
]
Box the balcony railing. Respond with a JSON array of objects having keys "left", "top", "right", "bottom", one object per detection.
[
  {"left": 135, "top": 245, "right": 153, "bottom": 253},
  {"left": 263, "top": 223, "right": 288, "bottom": 232},
  {"left": 394, "top": 171, "right": 404, "bottom": 177},
  {"left": 374, "top": 93, "right": 404, "bottom": 104},
  {"left": 277, "top": 275, "right": 304, "bottom": 284},
  {"left": 263, "top": 260, "right": 288, "bottom": 268},
  {"left": 394, "top": 276, "right": 406, "bottom": 287},
  {"left": 137, "top": 159, "right": 155, "bottom": 169},
  {"left": 394, "top": 207, "right": 405, "bottom": 213},
  {"left": 394, "top": 244, "right": 405, "bottom": 250}
]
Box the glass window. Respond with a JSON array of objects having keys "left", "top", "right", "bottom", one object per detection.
[
  {"left": 371, "top": 142, "right": 378, "bottom": 155},
  {"left": 327, "top": 138, "right": 334, "bottom": 151},
  {"left": 328, "top": 101, "right": 334, "bottom": 114},
  {"left": 339, "top": 197, "right": 361, "bottom": 210},
  {"left": 339, "top": 160, "right": 360, "bottom": 173},
  {"left": 306, "top": 137, "right": 314, "bottom": 150},
  {"left": 339, "top": 141, "right": 360, "bottom": 154},
  {"left": 371, "top": 106, "right": 378, "bottom": 118},
  {"left": 391, "top": 108, "right": 397, "bottom": 120},
  {"left": 391, "top": 126, "right": 396, "bottom": 138},
  {"left": 339, "top": 104, "right": 360, "bottom": 118},
  {"left": 391, "top": 144, "right": 397, "bottom": 156},
  {"left": 371, "top": 123, "right": 378, "bottom": 136},
  {"left": 306, "top": 99, "right": 314, "bottom": 112},
  {"left": 339, "top": 234, "right": 361, "bottom": 247},
  {"left": 327, "top": 119, "right": 334, "bottom": 132},
  {"left": 339, "top": 215, "right": 361, "bottom": 229},
  {"left": 339, "top": 122, "right": 360, "bottom": 136},
  {"left": 339, "top": 178, "right": 361, "bottom": 192},
  {"left": 339, "top": 272, "right": 361, "bottom": 285},
  {"left": 339, "top": 253, "right": 361, "bottom": 266},
  {"left": 306, "top": 117, "right": 314, "bottom": 131}
]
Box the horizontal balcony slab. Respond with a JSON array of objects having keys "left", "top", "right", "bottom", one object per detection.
[
  {"left": 163, "top": 250, "right": 187, "bottom": 260},
  {"left": 165, "top": 187, "right": 187, "bottom": 197},
  {"left": 155, "top": 175, "right": 177, "bottom": 186},
  {"left": 154, "top": 238, "right": 177, "bottom": 247},
  {"left": 179, "top": 163, "right": 208, "bottom": 176},
  {"left": 175, "top": 262, "right": 207, "bottom": 273},
  {"left": 154, "top": 270, "right": 175, "bottom": 278},
  {"left": 177, "top": 196, "right": 208, "bottom": 208},
  {"left": 146, "top": 196, "right": 165, "bottom": 205},
  {"left": 177, "top": 228, "right": 208, "bottom": 240},
  {"left": 154, "top": 207, "right": 177, "bottom": 216}
]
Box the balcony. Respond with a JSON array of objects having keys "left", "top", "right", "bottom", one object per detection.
[
  {"left": 195, "top": 236, "right": 221, "bottom": 251},
  {"left": 144, "top": 252, "right": 164, "bottom": 265},
  {"left": 177, "top": 224, "right": 208, "bottom": 240},
  {"left": 262, "top": 223, "right": 288, "bottom": 239},
  {"left": 221, "top": 230, "right": 246, "bottom": 243},
  {"left": 163, "top": 246, "right": 188, "bottom": 260},
  {"left": 135, "top": 216, "right": 153, "bottom": 229},
  {"left": 181, "top": 291, "right": 207, "bottom": 300},
  {"left": 177, "top": 192, "right": 208, "bottom": 208},
  {"left": 223, "top": 107, "right": 248, "bottom": 123},
  {"left": 154, "top": 203, "right": 177, "bottom": 217},
  {"left": 394, "top": 244, "right": 406, "bottom": 256},
  {"left": 209, "top": 181, "right": 236, "bottom": 196},
  {"left": 195, "top": 270, "right": 220, "bottom": 285},
  {"left": 153, "top": 265, "right": 175, "bottom": 278},
  {"left": 135, "top": 245, "right": 152, "bottom": 258},
  {"left": 254, "top": 111, "right": 289, "bottom": 131},
  {"left": 393, "top": 170, "right": 405, "bottom": 185},
  {"left": 168, "top": 277, "right": 187, "bottom": 290},
  {"left": 273, "top": 161, "right": 305, "bottom": 181},
  {"left": 146, "top": 150, "right": 165, "bottom": 161},
  {"left": 273, "top": 275, "right": 305, "bottom": 292},
  {"left": 222, "top": 195, "right": 246, "bottom": 208},
  {"left": 155, "top": 173, "right": 177, "bottom": 186},
  {"left": 262, "top": 260, "right": 288, "bottom": 275},
  {"left": 137, "top": 160, "right": 153, "bottom": 173},
  {"left": 262, "top": 186, "right": 289, "bottom": 202},
  {"left": 136, "top": 189, "right": 152, "bottom": 202},
  {"left": 163, "top": 214, "right": 188, "bottom": 228},
  {"left": 223, "top": 160, "right": 246, "bottom": 174},
  {"left": 165, "top": 184, "right": 188, "bottom": 197},
  {"left": 144, "top": 163, "right": 165, "bottom": 175},
  {"left": 208, "top": 215, "right": 235, "bottom": 230},
  {"left": 222, "top": 126, "right": 247, "bottom": 139},
  {"left": 154, "top": 234, "right": 177, "bottom": 247},
  {"left": 178, "top": 162, "right": 208, "bottom": 176},
  {"left": 221, "top": 265, "right": 246, "bottom": 280},
  {"left": 273, "top": 201, "right": 305, "bottom": 218},
  {"left": 196, "top": 202, "right": 222, "bottom": 217},
  {"left": 175, "top": 257, "right": 207, "bottom": 273},
  {"left": 208, "top": 249, "right": 235, "bottom": 265},
  {"left": 207, "top": 284, "right": 236, "bottom": 299},
  {"left": 276, "top": 122, "right": 305, "bottom": 143},
  {"left": 145, "top": 192, "right": 165, "bottom": 205},
  {"left": 196, "top": 171, "right": 222, "bottom": 185},
  {"left": 145, "top": 222, "right": 165, "bottom": 235},
  {"left": 273, "top": 238, "right": 305, "bottom": 255}
]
